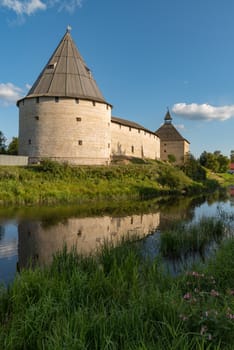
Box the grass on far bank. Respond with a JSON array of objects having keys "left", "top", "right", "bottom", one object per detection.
[
  {"left": 206, "top": 169, "right": 234, "bottom": 186},
  {"left": 0, "top": 159, "right": 219, "bottom": 206},
  {"left": 0, "top": 215, "right": 233, "bottom": 350}
]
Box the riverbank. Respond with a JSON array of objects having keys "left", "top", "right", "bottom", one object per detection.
[
  {"left": 0, "top": 217, "right": 233, "bottom": 349},
  {"left": 207, "top": 170, "right": 234, "bottom": 186},
  {"left": 0, "top": 159, "right": 220, "bottom": 206}
]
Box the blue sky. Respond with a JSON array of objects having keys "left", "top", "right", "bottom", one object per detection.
[{"left": 1, "top": 0, "right": 234, "bottom": 158}]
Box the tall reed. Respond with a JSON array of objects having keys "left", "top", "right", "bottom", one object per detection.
[{"left": 160, "top": 217, "right": 225, "bottom": 258}]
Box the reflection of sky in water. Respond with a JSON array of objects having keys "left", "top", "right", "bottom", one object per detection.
[
  {"left": 0, "top": 256, "right": 18, "bottom": 286},
  {"left": 0, "top": 222, "right": 18, "bottom": 286},
  {"left": 194, "top": 201, "right": 234, "bottom": 220},
  {"left": 193, "top": 201, "right": 234, "bottom": 233}
]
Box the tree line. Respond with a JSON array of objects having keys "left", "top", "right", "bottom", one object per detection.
[
  {"left": 0, "top": 131, "right": 18, "bottom": 155},
  {"left": 181, "top": 150, "right": 231, "bottom": 181}
]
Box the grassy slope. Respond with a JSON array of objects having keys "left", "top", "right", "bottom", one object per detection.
[
  {"left": 0, "top": 160, "right": 212, "bottom": 206},
  {"left": 206, "top": 169, "right": 234, "bottom": 186}
]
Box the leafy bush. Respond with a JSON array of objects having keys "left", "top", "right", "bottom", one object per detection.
[
  {"left": 38, "top": 159, "right": 72, "bottom": 178},
  {"left": 181, "top": 154, "right": 207, "bottom": 181},
  {"left": 167, "top": 154, "right": 176, "bottom": 163},
  {"left": 157, "top": 167, "right": 188, "bottom": 190}
]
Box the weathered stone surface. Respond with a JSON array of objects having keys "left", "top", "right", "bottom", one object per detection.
[
  {"left": 111, "top": 121, "right": 160, "bottom": 160},
  {"left": 0, "top": 155, "right": 28, "bottom": 166},
  {"left": 19, "top": 98, "right": 111, "bottom": 165},
  {"left": 160, "top": 140, "right": 189, "bottom": 163}
]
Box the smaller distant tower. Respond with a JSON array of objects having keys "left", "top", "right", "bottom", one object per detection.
[{"left": 155, "top": 110, "right": 190, "bottom": 164}]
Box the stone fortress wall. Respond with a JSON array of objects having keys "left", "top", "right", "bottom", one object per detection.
[
  {"left": 111, "top": 119, "right": 160, "bottom": 160},
  {"left": 0, "top": 155, "right": 28, "bottom": 166},
  {"left": 19, "top": 97, "right": 112, "bottom": 165},
  {"left": 18, "top": 97, "right": 161, "bottom": 165}
]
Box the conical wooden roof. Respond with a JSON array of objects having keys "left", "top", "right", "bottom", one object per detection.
[
  {"left": 155, "top": 111, "right": 189, "bottom": 143},
  {"left": 21, "top": 30, "right": 108, "bottom": 104}
]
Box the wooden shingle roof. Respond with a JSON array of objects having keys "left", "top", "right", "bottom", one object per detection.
[
  {"left": 155, "top": 111, "right": 190, "bottom": 143},
  {"left": 18, "top": 30, "right": 108, "bottom": 105},
  {"left": 111, "top": 116, "right": 156, "bottom": 135}
]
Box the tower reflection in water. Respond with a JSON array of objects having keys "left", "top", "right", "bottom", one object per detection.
[{"left": 18, "top": 213, "right": 160, "bottom": 269}]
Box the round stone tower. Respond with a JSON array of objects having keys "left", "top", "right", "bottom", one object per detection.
[{"left": 17, "top": 28, "right": 112, "bottom": 165}]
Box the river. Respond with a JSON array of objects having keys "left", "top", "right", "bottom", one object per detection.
[{"left": 0, "top": 188, "right": 234, "bottom": 286}]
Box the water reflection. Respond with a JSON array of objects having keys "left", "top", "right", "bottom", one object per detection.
[
  {"left": 229, "top": 185, "right": 234, "bottom": 206},
  {"left": 0, "top": 225, "right": 5, "bottom": 240},
  {"left": 0, "top": 224, "right": 17, "bottom": 259},
  {"left": 0, "top": 190, "right": 233, "bottom": 285},
  {"left": 0, "top": 223, "right": 18, "bottom": 285},
  {"left": 142, "top": 233, "right": 221, "bottom": 276},
  {"left": 18, "top": 213, "right": 160, "bottom": 269}
]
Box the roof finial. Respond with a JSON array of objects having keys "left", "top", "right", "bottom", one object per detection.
[
  {"left": 67, "top": 25, "right": 72, "bottom": 33},
  {"left": 164, "top": 108, "right": 172, "bottom": 124}
]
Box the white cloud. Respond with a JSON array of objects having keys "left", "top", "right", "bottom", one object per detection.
[
  {"left": 0, "top": 82, "right": 23, "bottom": 105},
  {"left": 26, "top": 0, "right": 46, "bottom": 14},
  {"left": 0, "top": 0, "right": 83, "bottom": 16},
  {"left": 52, "top": 0, "right": 83, "bottom": 13},
  {"left": 25, "top": 83, "right": 32, "bottom": 90},
  {"left": 172, "top": 103, "right": 234, "bottom": 121},
  {"left": 174, "top": 123, "right": 185, "bottom": 130},
  {"left": 1, "top": 0, "right": 46, "bottom": 15}
]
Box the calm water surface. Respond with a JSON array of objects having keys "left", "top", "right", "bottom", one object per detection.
[{"left": 0, "top": 190, "right": 234, "bottom": 285}]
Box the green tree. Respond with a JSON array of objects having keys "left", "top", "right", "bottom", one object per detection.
[
  {"left": 0, "top": 131, "right": 7, "bottom": 154},
  {"left": 199, "top": 151, "right": 229, "bottom": 173},
  {"left": 181, "top": 153, "right": 206, "bottom": 181},
  {"left": 217, "top": 153, "right": 229, "bottom": 172},
  {"left": 7, "top": 137, "right": 18, "bottom": 155},
  {"left": 230, "top": 150, "right": 234, "bottom": 163}
]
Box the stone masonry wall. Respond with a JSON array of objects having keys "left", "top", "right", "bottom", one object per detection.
[
  {"left": 18, "top": 97, "right": 112, "bottom": 165},
  {"left": 111, "top": 121, "right": 160, "bottom": 160},
  {"left": 160, "top": 140, "right": 189, "bottom": 163},
  {"left": 0, "top": 155, "right": 28, "bottom": 166}
]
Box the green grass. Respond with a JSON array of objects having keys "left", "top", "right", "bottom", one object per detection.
[
  {"left": 0, "top": 160, "right": 218, "bottom": 206},
  {"left": 160, "top": 217, "right": 225, "bottom": 258},
  {"left": 206, "top": 170, "right": 234, "bottom": 186},
  {"left": 0, "top": 224, "right": 233, "bottom": 349}
]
